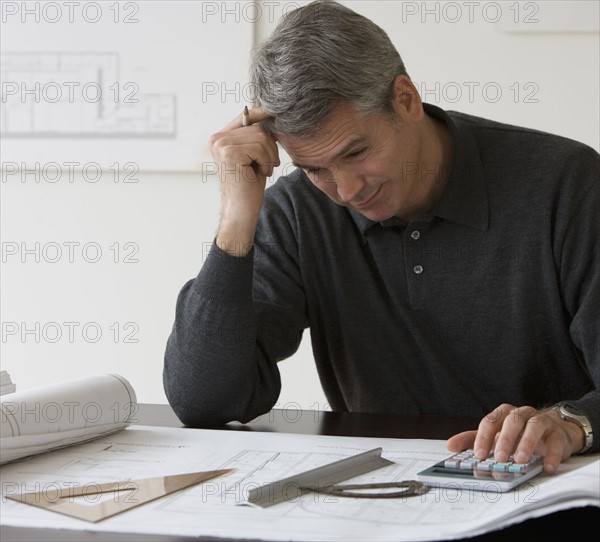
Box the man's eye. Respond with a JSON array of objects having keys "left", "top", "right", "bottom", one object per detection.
[
  {"left": 305, "top": 167, "right": 336, "bottom": 183},
  {"left": 346, "top": 148, "right": 367, "bottom": 159}
]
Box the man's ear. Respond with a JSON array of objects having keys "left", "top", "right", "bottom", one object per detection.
[{"left": 391, "top": 75, "right": 424, "bottom": 122}]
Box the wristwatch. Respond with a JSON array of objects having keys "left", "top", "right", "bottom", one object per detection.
[{"left": 552, "top": 402, "right": 593, "bottom": 454}]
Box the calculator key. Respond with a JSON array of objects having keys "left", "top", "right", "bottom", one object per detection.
[
  {"left": 511, "top": 455, "right": 541, "bottom": 472},
  {"left": 460, "top": 451, "right": 474, "bottom": 457}
]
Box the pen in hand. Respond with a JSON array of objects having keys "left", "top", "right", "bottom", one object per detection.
[{"left": 238, "top": 105, "right": 278, "bottom": 178}]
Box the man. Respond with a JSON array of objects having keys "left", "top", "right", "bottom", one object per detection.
[{"left": 164, "top": 0, "right": 599, "bottom": 474}]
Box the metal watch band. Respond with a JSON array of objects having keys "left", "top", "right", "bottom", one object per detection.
[{"left": 552, "top": 402, "right": 593, "bottom": 454}]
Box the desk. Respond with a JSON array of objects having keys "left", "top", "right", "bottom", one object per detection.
[{"left": 1, "top": 404, "right": 596, "bottom": 542}]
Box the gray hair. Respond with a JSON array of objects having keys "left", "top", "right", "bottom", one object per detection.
[{"left": 249, "top": 0, "right": 409, "bottom": 138}]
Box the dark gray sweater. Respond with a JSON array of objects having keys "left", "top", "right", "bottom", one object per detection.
[{"left": 163, "top": 104, "right": 599, "bottom": 452}]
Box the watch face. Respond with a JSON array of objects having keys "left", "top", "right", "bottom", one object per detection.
[{"left": 563, "top": 404, "right": 585, "bottom": 417}]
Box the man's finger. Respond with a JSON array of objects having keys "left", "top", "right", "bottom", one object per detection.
[
  {"left": 541, "top": 430, "right": 564, "bottom": 474},
  {"left": 512, "top": 412, "right": 549, "bottom": 464},
  {"left": 493, "top": 405, "right": 537, "bottom": 463},
  {"left": 472, "top": 403, "right": 514, "bottom": 459},
  {"left": 446, "top": 430, "right": 477, "bottom": 453},
  {"left": 222, "top": 106, "right": 273, "bottom": 131}
]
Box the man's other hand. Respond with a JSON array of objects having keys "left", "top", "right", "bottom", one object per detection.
[{"left": 446, "top": 403, "right": 586, "bottom": 474}]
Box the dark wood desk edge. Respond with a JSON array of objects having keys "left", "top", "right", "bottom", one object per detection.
[{"left": 135, "top": 403, "right": 482, "bottom": 441}]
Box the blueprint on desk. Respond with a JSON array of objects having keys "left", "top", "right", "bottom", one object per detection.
[{"left": 1, "top": 425, "right": 598, "bottom": 541}]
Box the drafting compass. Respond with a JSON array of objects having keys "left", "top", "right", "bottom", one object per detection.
[{"left": 246, "top": 447, "right": 428, "bottom": 507}]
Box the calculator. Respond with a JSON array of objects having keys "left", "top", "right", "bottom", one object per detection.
[{"left": 416, "top": 449, "right": 544, "bottom": 493}]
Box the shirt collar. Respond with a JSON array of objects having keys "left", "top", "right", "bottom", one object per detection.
[{"left": 348, "top": 103, "right": 489, "bottom": 238}]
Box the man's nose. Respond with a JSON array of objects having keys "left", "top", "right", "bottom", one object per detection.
[{"left": 335, "top": 173, "right": 366, "bottom": 203}]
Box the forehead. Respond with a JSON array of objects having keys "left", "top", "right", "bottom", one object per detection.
[{"left": 278, "top": 102, "right": 371, "bottom": 164}]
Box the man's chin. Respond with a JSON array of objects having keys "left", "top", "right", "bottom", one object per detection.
[{"left": 354, "top": 207, "right": 396, "bottom": 223}]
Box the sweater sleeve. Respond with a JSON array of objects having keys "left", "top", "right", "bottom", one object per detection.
[
  {"left": 558, "top": 146, "right": 600, "bottom": 453},
  {"left": 163, "top": 184, "right": 309, "bottom": 426}
]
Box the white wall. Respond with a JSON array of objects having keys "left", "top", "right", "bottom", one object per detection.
[{"left": 1, "top": 1, "right": 598, "bottom": 410}]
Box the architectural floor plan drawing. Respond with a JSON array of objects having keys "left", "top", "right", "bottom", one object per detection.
[
  {"left": 1, "top": 52, "right": 176, "bottom": 138},
  {"left": 1, "top": 426, "right": 598, "bottom": 541},
  {"left": 0, "top": 1, "right": 253, "bottom": 170}
]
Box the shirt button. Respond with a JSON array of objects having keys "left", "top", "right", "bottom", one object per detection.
[
  {"left": 411, "top": 230, "right": 421, "bottom": 240},
  {"left": 413, "top": 265, "right": 424, "bottom": 275}
]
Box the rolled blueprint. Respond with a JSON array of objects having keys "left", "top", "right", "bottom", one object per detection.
[{"left": 0, "top": 373, "right": 137, "bottom": 464}]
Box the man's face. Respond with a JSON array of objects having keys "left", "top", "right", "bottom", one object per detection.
[{"left": 277, "top": 100, "right": 426, "bottom": 222}]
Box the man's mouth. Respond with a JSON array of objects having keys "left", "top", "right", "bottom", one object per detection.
[{"left": 351, "top": 186, "right": 382, "bottom": 209}]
